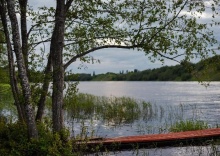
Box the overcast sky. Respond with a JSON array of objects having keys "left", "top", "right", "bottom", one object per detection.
[{"left": 29, "top": 0, "right": 220, "bottom": 75}]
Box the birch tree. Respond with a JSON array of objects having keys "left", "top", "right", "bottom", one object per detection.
[{"left": 0, "top": 0, "right": 38, "bottom": 138}]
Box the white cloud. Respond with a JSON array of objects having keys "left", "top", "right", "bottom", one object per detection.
[{"left": 67, "top": 48, "right": 171, "bottom": 74}]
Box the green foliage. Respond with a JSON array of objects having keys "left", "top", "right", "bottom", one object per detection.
[
  {"left": 100, "top": 96, "right": 141, "bottom": 124},
  {"left": 169, "top": 120, "right": 208, "bottom": 132},
  {"left": 65, "top": 55, "right": 220, "bottom": 81},
  {"left": 0, "top": 84, "right": 15, "bottom": 116},
  {"left": 0, "top": 67, "right": 9, "bottom": 83},
  {"left": 26, "top": 0, "right": 219, "bottom": 71},
  {"left": 191, "top": 55, "right": 220, "bottom": 81},
  {"left": 92, "top": 72, "right": 118, "bottom": 81},
  {"left": 0, "top": 121, "right": 74, "bottom": 156},
  {"left": 29, "top": 70, "right": 45, "bottom": 83},
  {"left": 65, "top": 73, "right": 92, "bottom": 81},
  {"left": 0, "top": 23, "right": 7, "bottom": 68},
  {"left": 0, "top": 83, "right": 11, "bottom": 97},
  {"left": 64, "top": 93, "right": 150, "bottom": 125}
]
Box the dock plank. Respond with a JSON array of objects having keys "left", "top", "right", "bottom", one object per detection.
[{"left": 77, "top": 128, "right": 220, "bottom": 152}]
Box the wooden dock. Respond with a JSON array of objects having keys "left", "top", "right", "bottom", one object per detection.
[{"left": 75, "top": 128, "right": 220, "bottom": 152}]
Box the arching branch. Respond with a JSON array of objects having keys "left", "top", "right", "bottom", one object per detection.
[{"left": 63, "top": 44, "right": 138, "bottom": 69}]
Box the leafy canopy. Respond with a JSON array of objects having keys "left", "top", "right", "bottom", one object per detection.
[{"left": 26, "top": 0, "right": 219, "bottom": 72}]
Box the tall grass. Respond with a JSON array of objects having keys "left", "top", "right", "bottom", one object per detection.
[
  {"left": 169, "top": 120, "right": 209, "bottom": 132},
  {"left": 64, "top": 93, "right": 146, "bottom": 125},
  {"left": 64, "top": 91, "right": 213, "bottom": 138}
]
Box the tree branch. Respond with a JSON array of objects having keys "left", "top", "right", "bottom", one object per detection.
[
  {"left": 64, "top": 44, "right": 138, "bottom": 69},
  {"left": 27, "top": 20, "right": 55, "bottom": 39},
  {"left": 65, "top": 0, "right": 73, "bottom": 12},
  {"left": 64, "top": 35, "right": 126, "bottom": 47},
  {"left": 144, "top": 0, "right": 189, "bottom": 45}
]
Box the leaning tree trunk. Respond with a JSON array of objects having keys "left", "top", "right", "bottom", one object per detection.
[
  {"left": 6, "top": 0, "right": 38, "bottom": 139},
  {"left": 51, "top": 0, "right": 66, "bottom": 132},
  {"left": 36, "top": 53, "right": 52, "bottom": 121}
]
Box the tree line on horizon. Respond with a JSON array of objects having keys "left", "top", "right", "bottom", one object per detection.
[
  {"left": 1, "top": 55, "right": 220, "bottom": 84},
  {"left": 65, "top": 55, "right": 220, "bottom": 81}
]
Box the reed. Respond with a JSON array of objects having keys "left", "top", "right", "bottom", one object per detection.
[
  {"left": 64, "top": 93, "right": 144, "bottom": 125},
  {"left": 64, "top": 92, "right": 215, "bottom": 136},
  {"left": 169, "top": 120, "right": 209, "bottom": 132}
]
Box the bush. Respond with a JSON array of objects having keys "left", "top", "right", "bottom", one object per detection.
[{"left": 0, "top": 120, "right": 74, "bottom": 156}]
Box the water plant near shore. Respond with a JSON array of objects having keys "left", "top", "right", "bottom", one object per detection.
[
  {"left": 64, "top": 93, "right": 147, "bottom": 125},
  {"left": 169, "top": 120, "right": 209, "bottom": 132},
  {"left": 64, "top": 92, "right": 213, "bottom": 138}
]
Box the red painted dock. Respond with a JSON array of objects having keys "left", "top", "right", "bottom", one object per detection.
[
  {"left": 100, "top": 128, "right": 220, "bottom": 144},
  {"left": 75, "top": 128, "right": 220, "bottom": 152}
]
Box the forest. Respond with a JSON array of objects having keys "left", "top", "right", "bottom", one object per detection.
[{"left": 65, "top": 55, "right": 220, "bottom": 81}]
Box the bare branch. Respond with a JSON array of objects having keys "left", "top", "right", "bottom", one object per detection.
[
  {"left": 27, "top": 20, "right": 55, "bottom": 39},
  {"left": 155, "top": 51, "right": 181, "bottom": 63},
  {"left": 64, "top": 44, "right": 138, "bottom": 69}
]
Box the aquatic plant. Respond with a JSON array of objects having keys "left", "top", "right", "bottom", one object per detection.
[
  {"left": 169, "top": 120, "right": 209, "bottom": 132},
  {"left": 64, "top": 93, "right": 145, "bottom": 125}
]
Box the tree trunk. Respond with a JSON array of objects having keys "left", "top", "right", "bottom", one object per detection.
[
  {"left": 36, "top": 53, "right": 52, "bottom": 121},
  {"left": 6, "top": 0, "right": 38, "bottom": 139},
  {"left": 0, "top": 0, "right": 25, "bottom": 122},
  {"left": 51, "top": 0, "right": 66, "bottom": 132},
  {"left": 18, "top": 0, "right": 29, "bottom": 77}
]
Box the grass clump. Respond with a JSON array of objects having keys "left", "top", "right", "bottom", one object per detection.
[
  {"left": 100, "top": 96, "right": 141, "bottom": 125},
  {"left": 64, "top": 93, "right": 147, "bottom": 125},
  {"left": 169, "top": 120, "right": 209, "bottom": 132}
]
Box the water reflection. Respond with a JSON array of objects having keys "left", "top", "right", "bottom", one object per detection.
[
  {"left": 77, "top": 82, "right": 220, "bottom": 106},
  {"left": 92, "top": 145, "right": 220, "bottom": 156}
]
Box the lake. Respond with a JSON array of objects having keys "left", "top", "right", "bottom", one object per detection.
[
  {"left": 77, "top": 81, "right": 220, "bottom": 107},
  {"left": 66, "top": 81, "right": 220, "bottom": 155}
]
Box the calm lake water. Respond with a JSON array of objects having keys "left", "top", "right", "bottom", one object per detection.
[{"left": 66, "top": 81, "right": 220, "bottom": 155}]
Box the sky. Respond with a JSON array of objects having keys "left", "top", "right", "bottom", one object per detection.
[
  {"left": 68, "top": 48, "right": 177, "bottom": 74},
  {"left": 29, "top": 0, "right": 220, "bottom": 75}
]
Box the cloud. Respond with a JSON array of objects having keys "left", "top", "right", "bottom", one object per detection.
[
  {"left": 29, "top": 0, "right": 55, "bottom": 9},
  {"left": 67, "top": 48, "right": 175, "bottom": 74}
]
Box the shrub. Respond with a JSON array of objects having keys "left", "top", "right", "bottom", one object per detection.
[{"left": 0, "top": 120, "right": 74, "bottom": 156}]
